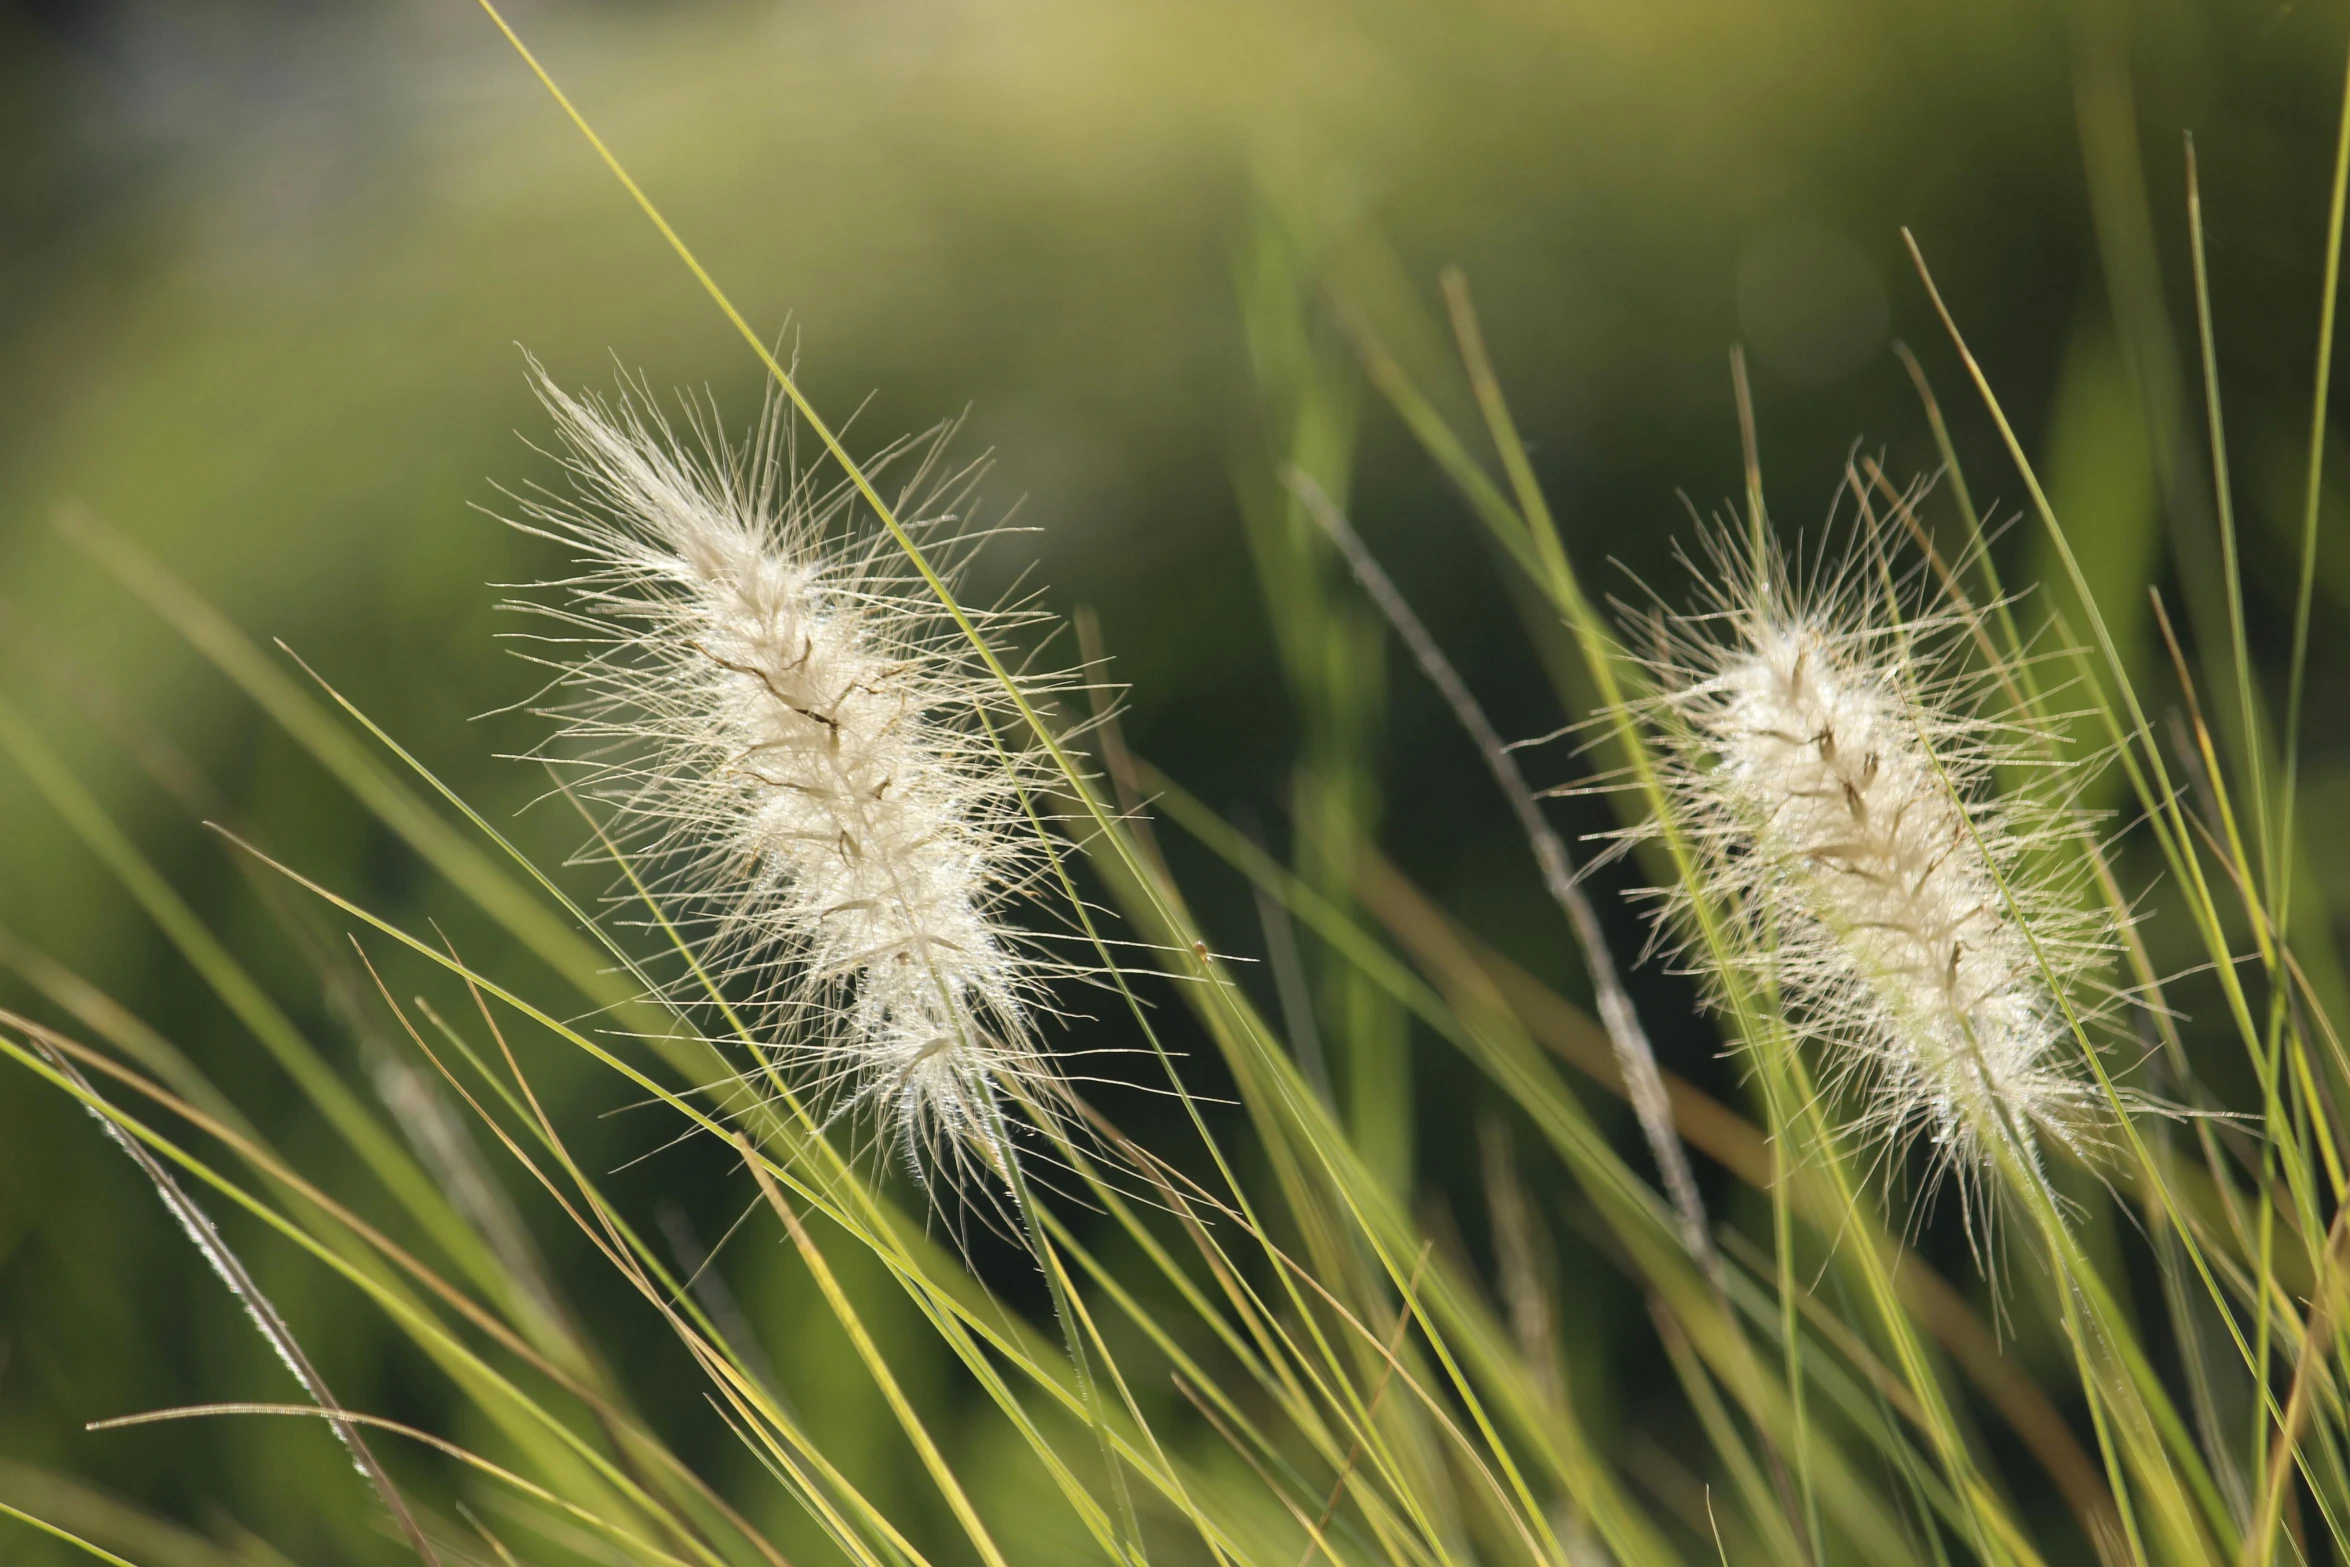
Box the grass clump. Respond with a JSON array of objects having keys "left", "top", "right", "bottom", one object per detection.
[{"left": 2, "top": 8, "right": 2350, "bottom": 1567}]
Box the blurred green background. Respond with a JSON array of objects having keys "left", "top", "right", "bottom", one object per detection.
[{"left": 2, "top": 0, "right": 2348, "bottom": 1560}]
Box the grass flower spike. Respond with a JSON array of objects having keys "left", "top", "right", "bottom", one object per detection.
[
  {"left": 509, "top": 365, "right": 1068, "bottom": 1189},
  {"left": 1631, "top": 507, "right": 2118, "bottom": 1210}
]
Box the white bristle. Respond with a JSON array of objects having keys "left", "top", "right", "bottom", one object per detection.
[{"left": 503, "top": 364, "right": 1070, "bottom": 1189}]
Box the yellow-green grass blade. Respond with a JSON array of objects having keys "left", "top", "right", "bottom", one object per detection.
[
  {"left": 2184, "top": 136, "right": 2275, "bottom": 909},
  {"left": 61, "top": 513, "right": 629, "bottom": 1016},
  {"left": 0, "top": 1464, "right": 261, "bottom": 1567},
  {"left": 0, "top": 1500, "right": 151, "bottom": 1567},
  {"left": 2274, "top": 30, "right": 2350, "bottom": 956},
  {"left": 70, "top": 529, "right": 1084, "bottom": 1470},
  {"left": 11, "top": 1008, "right": 782, "bottom": 1564},
  {"left": 0, "top": 1031, "right": 752, "bottom": 1567},
  {"left": 0, "top": 692, "right": 535, "bottom": 1305}
]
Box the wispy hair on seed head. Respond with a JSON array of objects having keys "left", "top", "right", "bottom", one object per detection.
[
  {"left": 497, "top": 357, "right": 1093, "bottom": 1200},
  {"left": 1616, "top": 469, "right": 2133, "bottom": 1230}
]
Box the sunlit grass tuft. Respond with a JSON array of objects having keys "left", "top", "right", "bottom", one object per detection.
[{"left": 0, "top": 6, "right": 2348, "bottom": 1567}]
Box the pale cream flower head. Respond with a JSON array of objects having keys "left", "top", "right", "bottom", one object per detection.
[
  {"left": 504, "top": 363, "right": 1078, "bottom": 1193},
  {"left": 1622, "top": 497, "right": 2126, "bottom": 1222}
]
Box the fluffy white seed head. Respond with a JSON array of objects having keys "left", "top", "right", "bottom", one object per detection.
[
  {"left": 1624, "top": 506, "right": 2120, "bottom": 1214},
  {"left": 503, "top": 365, "right": 1074, "bottom": 1191}
]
